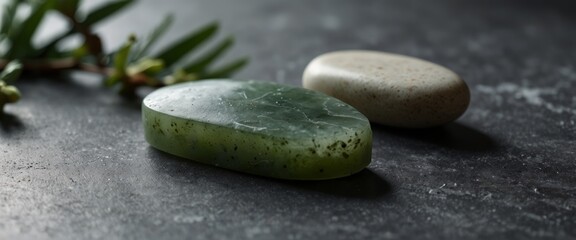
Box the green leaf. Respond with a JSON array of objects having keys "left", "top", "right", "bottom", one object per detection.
[
  {"left": 55, "top": 0, "right": 81, "bottom": 17},
  {"left": 202, "top": 58, "right": 248, "bottom": 79},
  {"left": 0, "top": 60, "right": 22, "bottom": 106},
  {"left": 155, "top": 22, "right": 219, "bottom": 69},
  {"left": 184, "top": 36, "right": 234, "bottom": 73},
  {"left": 82, "top": 0, "right": 134, "bottom": 26},
  {"left": 34, "top": 28, "right": 75, "bottom": 58},
  {"left": 0, "top": 61, "right": 23, "bottom": 84},
  {"left": 127, "top": 58, "right": 164, "bottom": 76},
  {"left": 0, "top": 85, "right": 21, "bottom": 103},
  {"left": 131, "top": 14, "right": 174, "bottom": 61},
  {"left": 163, "top": 68, "right": 197, "bottom": 85},
  {"left": 0, "top": 1, "right": 20, "bottom": 37},
  {"left": 106, "top": 35, "right": 135, "bottom": 86},
  {"left": 6, "top": 0, "right": 55, "bottom": 59}
]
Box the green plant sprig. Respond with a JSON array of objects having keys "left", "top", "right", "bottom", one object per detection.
[
  {"left": 0, "top": 61, "right": 22, "bottom": 112},
  {"left": 0, "top": 0, "right": 248, "bottom": 113}
]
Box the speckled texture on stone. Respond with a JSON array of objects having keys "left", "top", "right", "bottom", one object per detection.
[
  {"left": 1, "top": 0, "right": 576, "bottom": 239},
  {"left": 142, "top": 80, "right": 372, "bottom": 180},
  {"left": 303, "top": 50, "right": 470, "bottom": 128}
]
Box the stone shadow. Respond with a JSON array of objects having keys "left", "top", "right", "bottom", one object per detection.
[
  {"left": 275, "top": 168, "right": 393, "bottom": 200},
  {"left": 372, "top": 122, "right": 498, "bottom": 153},
  {"left": 147, "top": 147, "right": 393, "bottom": 200}
]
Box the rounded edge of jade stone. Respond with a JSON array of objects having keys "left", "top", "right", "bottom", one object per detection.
[
  {"left": 142, "top": 80, "right": 373, "bottom": 180},
  {"left": 303, "top": 50, "right": 471, "bottom": 128}
]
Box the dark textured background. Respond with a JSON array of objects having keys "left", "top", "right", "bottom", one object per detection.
[{"left": 1, "top": 0, "right": 575, "bottom": 239}]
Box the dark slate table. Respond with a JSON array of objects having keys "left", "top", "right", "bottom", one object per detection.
[{"left": 2, "top": 0, "right": 575, "bottom": 239}]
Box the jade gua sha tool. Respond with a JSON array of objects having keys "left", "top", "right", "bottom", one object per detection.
[{"left": 142, "top": 80, "right": 372, "bottom": 180}]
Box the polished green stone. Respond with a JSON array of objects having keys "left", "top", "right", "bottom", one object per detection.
[{"left": 142, "top": 80, "right": 372, "bottom": 180}]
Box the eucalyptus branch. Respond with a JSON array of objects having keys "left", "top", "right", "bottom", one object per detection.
[{"left": 0, "top": 0, "right": 248, "bottom": 114}]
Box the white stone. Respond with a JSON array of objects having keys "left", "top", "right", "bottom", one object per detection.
[{"left": 303, "top": 50, "right": 470, "bottom": 128}]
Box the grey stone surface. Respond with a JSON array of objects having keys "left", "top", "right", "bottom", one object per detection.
[{"left": 1, "top": 0, "right": 575, "bottom": 239}]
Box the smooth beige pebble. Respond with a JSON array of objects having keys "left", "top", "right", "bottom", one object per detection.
[{"left": 303, "top": 50, "right": 470, "bottom": 128}]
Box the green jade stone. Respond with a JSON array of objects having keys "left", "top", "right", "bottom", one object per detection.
[{"left": 142, "top": 80, "right": 372, "bottom": 180}]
